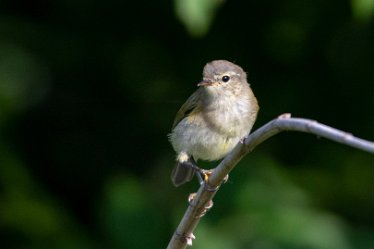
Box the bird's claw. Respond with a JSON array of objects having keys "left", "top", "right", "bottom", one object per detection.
[
  {"left": 200, "top": 169, "right": 213, "bottom": 182},
  {"left": 198, "top": 169, "right": 229, "bottom": 190},
  {"left": 240, "top": 135, "right": 248, "bottom": 144}
]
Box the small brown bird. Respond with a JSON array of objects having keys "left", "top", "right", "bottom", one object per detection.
[{"left": 169, "top": 60, "right": 259, "bottom": 187}]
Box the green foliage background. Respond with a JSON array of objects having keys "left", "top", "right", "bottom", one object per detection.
[{"left": 0, "top": 0, "right": 373, "bottom": 248}]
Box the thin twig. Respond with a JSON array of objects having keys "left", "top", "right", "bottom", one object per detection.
[{"left": 167, "top": 114, "right": 374, "bottom": 249}]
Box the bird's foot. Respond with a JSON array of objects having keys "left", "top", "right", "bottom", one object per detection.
[
  {"left": 196, "top": 169, "right": 229, "bottom": 191},
  {"left": 240, "top": 135, "right": 248, "bottom": 144},
  {"left": 200, "top": 169, "right": 213, "bottom": 182}
]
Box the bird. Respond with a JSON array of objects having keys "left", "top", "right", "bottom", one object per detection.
[{"left": 169, "top": 60, "right": 259, "bottom": 187}]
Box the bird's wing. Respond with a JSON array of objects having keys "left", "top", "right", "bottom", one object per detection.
[{"left": 172, "top": 88, "right": 202, "bottom": 129}]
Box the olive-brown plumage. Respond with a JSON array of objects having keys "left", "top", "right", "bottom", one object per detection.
[{"left": 169, "top": 60, "right": 259, "bottom": 186}]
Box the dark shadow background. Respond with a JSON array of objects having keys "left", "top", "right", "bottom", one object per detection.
[{"left": 0, "top": 0, "right": 373, "bottom": 248}]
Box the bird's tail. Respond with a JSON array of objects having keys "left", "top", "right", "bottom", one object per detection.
[{"left": 171, "top": 157, "right": 198, "bottom": 187}]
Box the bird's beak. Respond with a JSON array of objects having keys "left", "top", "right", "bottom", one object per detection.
[{"left": 197, "top": 80, "right": 215, "bottom": 87}]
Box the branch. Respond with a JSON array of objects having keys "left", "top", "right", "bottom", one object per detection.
[{"left": 167, "top": 114, "right": 374, "bottom": 249}]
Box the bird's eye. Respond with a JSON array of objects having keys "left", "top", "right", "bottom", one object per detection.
[{"left": 222, "top": 75, "right": 230, "bottom": 82}]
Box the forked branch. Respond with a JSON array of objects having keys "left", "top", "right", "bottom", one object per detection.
[{"left": 167, "top": 114, "right": 374, "bottom": 249}]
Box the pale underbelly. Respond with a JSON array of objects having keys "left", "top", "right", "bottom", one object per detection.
[{"left": 170, "top": 119, "right": 243, "bottom": 161}]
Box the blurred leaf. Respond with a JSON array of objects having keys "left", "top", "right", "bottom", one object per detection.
[
  {"left": 175, "top": 0, "right": 224, "bottom": 37},
  {"left": 351, "top": 0, "right": 374, "bottom": 22},
  {"left": 0, "top": 43, "right": 50, "bottom": 120}
]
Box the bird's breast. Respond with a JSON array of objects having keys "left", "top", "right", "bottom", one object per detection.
[{"left": 202, "top": 94, "right": 253, "bottom": 137}]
